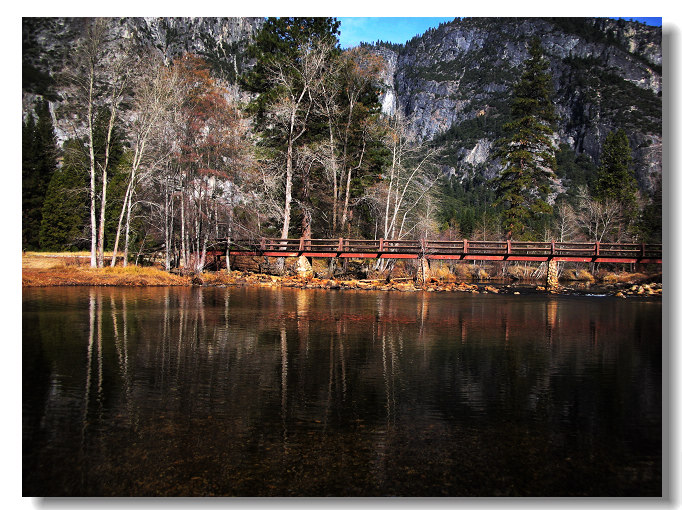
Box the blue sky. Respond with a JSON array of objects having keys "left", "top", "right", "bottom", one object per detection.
[
  {"left": 337, "top": 17, "right": 663, "bottom": 49},
  {"left": 338, "top": 17, "right": 455, "bottom": 48}
]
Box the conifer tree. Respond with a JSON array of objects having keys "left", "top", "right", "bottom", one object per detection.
[
  {"left": 593, "top": 129, "right": 639, "bottom": 239},
  {"left": 595, "top": 129, "right": 637, "bottom": 206},
  {"left": 40, "top": 140, "right": 88, "bottom": 251},
  {"left": 493, "top": 37, "right": 557, "bottom": 240},
  {"left": 22, "top": 99, "right": 58, "bottom": 250},
  {"left": 22, "top": 111, "right": 38, "bottom": 249}
]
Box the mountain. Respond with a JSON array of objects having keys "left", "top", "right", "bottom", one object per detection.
[
  {"left": 23, "top": 17, "right": 662, "bottom": 194},
  {"left": 371, "top": 17, "right": 662, "bottom": 193},
  {"left": 22, "top": 16, "right": 263, "bottom": 140}
]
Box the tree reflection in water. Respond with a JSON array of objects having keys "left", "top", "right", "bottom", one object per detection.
[{"left": 22, "top": 286, "right": 661, "bottom": 496}]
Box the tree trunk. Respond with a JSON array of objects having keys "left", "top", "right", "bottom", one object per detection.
[
  {"left": 324, "top": 100, "right": 339, "bottom": 233},
  {"left": 110, "top": 176, "right": 134, "bottom": 267},
  {"left": 281, "top": 135, "right": 294, "bottom": 241},
  {"left": 164, "top": 176, "right": 173, "bottom": 272},
  {"left": 87, "top": 68, "right": 97, "bottom": 268},
  {"left": 341, "top": 141, "right": 365, "bottom": 232},
  {"left": 96, "top": 104, "right": 117, "bottom": 268},
  {"left": 122, "top": 191, "right": 133, "bottom": 267},
  {"left": 97, "top": 168, "right": 107, "bottom": 268},
  {"left": 180, "top": 191, "right": 188, "bottom": 270}
]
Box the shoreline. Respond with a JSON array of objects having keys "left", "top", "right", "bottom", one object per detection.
[{"left": 21, "top": 266, "right": 662, "bottom": 299}]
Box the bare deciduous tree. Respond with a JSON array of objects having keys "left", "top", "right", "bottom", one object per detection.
[
  {"left": 59, "top": 18, "right": 136, "bottom": 267},
  {"left": 110, "top": 53, "right": 181, "bottom": 267},
  {"left": 574, "top": 186, "right": 624, "bottom": 242},
  {"left": 263, "top": 39, "right": 332, "bottom": 241}
]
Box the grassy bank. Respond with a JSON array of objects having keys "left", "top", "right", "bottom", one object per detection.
[{"left": 22, "top": 252, "right": 190, "bottom": 287}]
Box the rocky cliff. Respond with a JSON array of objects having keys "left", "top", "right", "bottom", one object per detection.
[
  {"left": 372, "top": 17, "right": 662, "bottom": 192},
  {"left": 22, "top": 16, "right": 263, "bottom": 123},
  {"left": 23, "top": 17, "right": 662, "bottom": 193}
]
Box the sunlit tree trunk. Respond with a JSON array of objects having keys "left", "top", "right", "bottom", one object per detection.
[{"left": 122, "top": 190, "right": 133, "bottom": 267}]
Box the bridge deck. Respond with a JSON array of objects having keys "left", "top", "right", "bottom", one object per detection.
[{"left": 211, "top": 238, "right": 662, "bottom": 264}]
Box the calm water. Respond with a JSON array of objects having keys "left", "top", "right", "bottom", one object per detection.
[{"left": 22, "top": 286, "right": 662, "bottom": 496}]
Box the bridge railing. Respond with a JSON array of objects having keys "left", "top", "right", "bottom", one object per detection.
[
  {"left": 599, "top": 243, "right": 639, "bottom": 257},
  {"left": 261, "top": 238, "right": 300, "bottom": 251},
  {"left": 507, "top": 241, "right": 552, "bottom": 256},
  {"left": 300, "top": 238, "right": 343, "bottom": 252},
  {"left": 554, "top": 242, "right": 600, "bottom": 257},
  {"left": 343, "top": 238, "right": 382, "bottom": 252},
  {"left": 423, "top": 240, "right": 465, "bottom": 253},
  {"left": 223, "top": 238, "right": 661, "bottom": 261},
  {"left": 382, "top": 239, "right": 421, "bottom": 253},
  {"left": 641, "top": 244, "right": 662, "bottom": 259},
  {"left": 467, "top": 241, "right": 507, "bottom": 254}
]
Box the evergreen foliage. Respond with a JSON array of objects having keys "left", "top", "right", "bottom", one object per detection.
[
  {"left": 38, "top": 111, "right": 128, "bottom": 252},
  {"left": 23, "top": 99, "right": 58, "bottom": 250},
  {"left": 548, "top": 18, "right": 618, "bottom": 47},
  {"left": 438, "top": 173, "right": 498, "bottom": 238},
  {"left": 39, "top": 140, "right": 88, "bottom": 250},
  {"left": 493, "top": 37, "right": 558, "bottom": 240},
  {"left": 554, "top": 143, "right": 597, "bottom": 203},
  {"left": 243, "top": 17, "right": 386, "bottom": 239},
  {"left": 243, "top": 17, "right": 341, "bottom": 123},
  {"left": 595, "top": 129, "right": 637, "bottom": 206},
  {"left": 561, "top": 55, "right": 661, "bottom": 137},
  {"left": 640, "top": 178, "right": 662, "bottom": 243}
]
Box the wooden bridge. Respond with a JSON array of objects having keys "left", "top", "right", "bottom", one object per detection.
[{"left": 216, "top": 238, "right": 662, "bottom": 265}]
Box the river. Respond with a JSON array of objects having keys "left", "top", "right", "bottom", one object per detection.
[{"left": 22, "top": 286, "right": 662, "bottom": 496}]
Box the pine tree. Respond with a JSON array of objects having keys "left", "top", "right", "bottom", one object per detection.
[
  {"left": 595, "top": 129, "right": 637, "bottom": 206},
  {"left": 640, "top": 178, "right": 662, "bottom": 243},
  {"left": 40, "top": 140, "right": 89, "bottom": 251},
  {"left": 22, "top": 111, "right": 38, "bottom": 249},
  {"left": 593, "top": 129, "right": 640, "bottom": 239},
  {"left": 493, "top": 37, "right": 557, "bottom": 240},
  {"left": 22, "top": 99, "right": 58, "bottom": 250}
]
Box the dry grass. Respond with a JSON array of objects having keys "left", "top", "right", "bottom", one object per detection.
[
  {"left": 21, "top": 252, "right": 661, "bottom": 290},
  {"left": 561, "top": 268, "right": 596, "bottom": 282},
  {"left": 474, "top": 267, "right": 490, "bottom": 280},
  {"left": 22, "top": 256, "right": 190, "bottom": 287},
  {"left": 431, "top": 265, "right": 453, "bottom": 280},
  {"left": 506, "top": 264, "right": 535, "bottom": 280},
  {"left": 453, "top": 263, "right": 473, "bottom": 279},
  {"left": 574, "top": 269, "right": 595, "bottom": 283},
  {"left": 598, "top": 271, "right": 650, "bottom": 285},
  {"left": 22, "top": 251, "right": 119, "bottom": 270}
]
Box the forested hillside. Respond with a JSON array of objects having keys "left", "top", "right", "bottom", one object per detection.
[{"left": 21, "top": 17, "right": 662, "bottom": 271}]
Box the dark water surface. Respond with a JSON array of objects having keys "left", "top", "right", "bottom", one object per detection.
[{"left": 22, "top": 286, "right": 661, "bottom": 496}]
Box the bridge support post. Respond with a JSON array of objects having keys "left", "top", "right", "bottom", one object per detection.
[
  {"left": 327, "top": 257, "right": 337, "bottom": 279},
  {"left": 546, "top": 259, "right": 559, "bottom": 291},
  {"left": 296, "top": 255, "right": 314, "bottom": 279},
  {"left": 417, "top": 257, "right": 430, "bottom": 286}
]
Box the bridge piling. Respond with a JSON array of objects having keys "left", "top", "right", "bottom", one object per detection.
[
  {"left": 296, "top": 255, "right": 314, "bottom": 278},
  {"left": 417, "top": 257, "right": 430, "bottom": 286},
  {"left": 546, "top": 260, "right": 559, "bottom": 290}
]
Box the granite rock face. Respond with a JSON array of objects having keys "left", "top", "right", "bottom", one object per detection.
[
  {"left": 372, "top": 17, "right": 661, "bottom": 192},
  {"left": 23, "top": 17, "right": 662, "bottom": 193},
  {"left": 23, "top": 17, "right": 263, "bottom": 144}
]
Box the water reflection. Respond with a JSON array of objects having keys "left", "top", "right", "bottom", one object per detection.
[{"left": 22, "top": 287, "right": 661, "bottom": 496}]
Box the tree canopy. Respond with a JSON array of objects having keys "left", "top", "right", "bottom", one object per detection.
[{"left": 493, "top": 37, "right": 558, "bottom": 240}]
